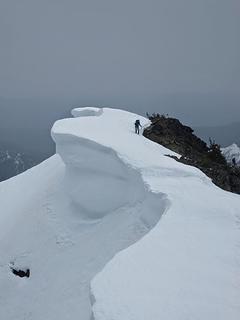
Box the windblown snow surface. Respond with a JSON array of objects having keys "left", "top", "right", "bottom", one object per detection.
[{"left": 0, "top": 107, "right": 239, "bottom": 320}]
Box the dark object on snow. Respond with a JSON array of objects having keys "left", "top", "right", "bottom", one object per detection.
[
  {"left": 11, "top": 267, "right": 30, "bottom": 278},
  {"left": 232, "top": 157, "right": 236, "bottom": 166},
  {"left": 135, "top": 120, "right": 142, "bottom": 134},
  {"left": 143, "top": 113, "right": 240, "bottom": 195}
]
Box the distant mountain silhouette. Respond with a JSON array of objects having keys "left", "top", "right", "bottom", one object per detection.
[
  {"left": 194, "top": 122, "right": 240, "bottom": 147},
  {"left": 0, "top": 147, "right": 36, "bottom": 181},
  {"left": 222, "top": 143, "right": 240, "bottom": 166}
]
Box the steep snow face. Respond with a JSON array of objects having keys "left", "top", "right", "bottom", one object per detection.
[
  {"left": 53, "top": 136, "right": 145, "bottom": 218},
  {"left": 51, "top": 107, "right": 182, "bottom": 219},
  {"left": 222, "top": 143, "right": 240, "bottom": 165}
]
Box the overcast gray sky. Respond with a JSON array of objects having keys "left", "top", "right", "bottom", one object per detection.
[{"left": 0, "top": 0, "right": 239, "bottom": 125}]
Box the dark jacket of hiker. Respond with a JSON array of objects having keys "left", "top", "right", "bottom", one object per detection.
[{"left": 135, "top": 120, "right": 142, "bottom": 134}]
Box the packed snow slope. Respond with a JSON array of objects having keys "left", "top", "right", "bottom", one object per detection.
[
  {"left": 0, "top": 107, "right": 239, "bottom": 320},
  {"left": 222, "top": 143, "right": 240, "bottom": 166}
]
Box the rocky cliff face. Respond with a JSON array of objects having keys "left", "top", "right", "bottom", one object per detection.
[{"left": 143, "top": 114, "right": 240, "bottom": 194}]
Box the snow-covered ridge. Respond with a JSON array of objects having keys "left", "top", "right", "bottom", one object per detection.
[
  {"left": 0, "top": 107, "right": 239, "bottom": 320},
  {"left": 222, "top": 143, "right": 240, "bottom": 166},
  {"left": 52, "top": 107, "right": 240, "bottom": 320}
]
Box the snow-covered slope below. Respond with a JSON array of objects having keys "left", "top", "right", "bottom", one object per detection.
[
  {"left": 222, "top": 143, "right": 240, "bottom": 166},
  {"left": 0, "top": 107, "right": 239, "bottom": 320},
  {"left": 0, "top": 108, "right": 169, "bottom": 320}
]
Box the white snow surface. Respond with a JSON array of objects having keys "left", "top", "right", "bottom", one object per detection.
[
  {"left": 222, "top": 143, "right": 240, "bottom": 166},
  {"left": 0, "top": 107, "right": 239, "bottom": 320}
]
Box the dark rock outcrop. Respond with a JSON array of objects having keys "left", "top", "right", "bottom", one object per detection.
[
  {"left": 143, "top": 114, "right": 240, "bottom": 194},
  {"left": 11, "top": 267, "right": 30, "bottom": 278}
]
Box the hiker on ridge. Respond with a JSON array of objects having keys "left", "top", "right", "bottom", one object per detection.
[{"left": 134, "top": 119, "right": 142, "bottom": 135}]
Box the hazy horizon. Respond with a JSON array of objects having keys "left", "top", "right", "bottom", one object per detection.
[
  {"left": 1, "top": 0, "right": 239, "bottom": 128},
  {"left": 1, "top": 93, "right": 240, "bottom": 127}
]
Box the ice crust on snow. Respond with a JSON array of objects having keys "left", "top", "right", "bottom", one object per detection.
[{"left": 0, "top": 107, "right": 239, "bottom": 320}]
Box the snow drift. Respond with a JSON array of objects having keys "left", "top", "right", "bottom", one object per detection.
[{"left": 0, "top": 107, "right": 239, "bottom": 320}]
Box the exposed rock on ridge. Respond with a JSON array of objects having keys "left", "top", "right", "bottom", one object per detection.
[{"left": 143, "top": 114, "right": 240, "bottom": 194}]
